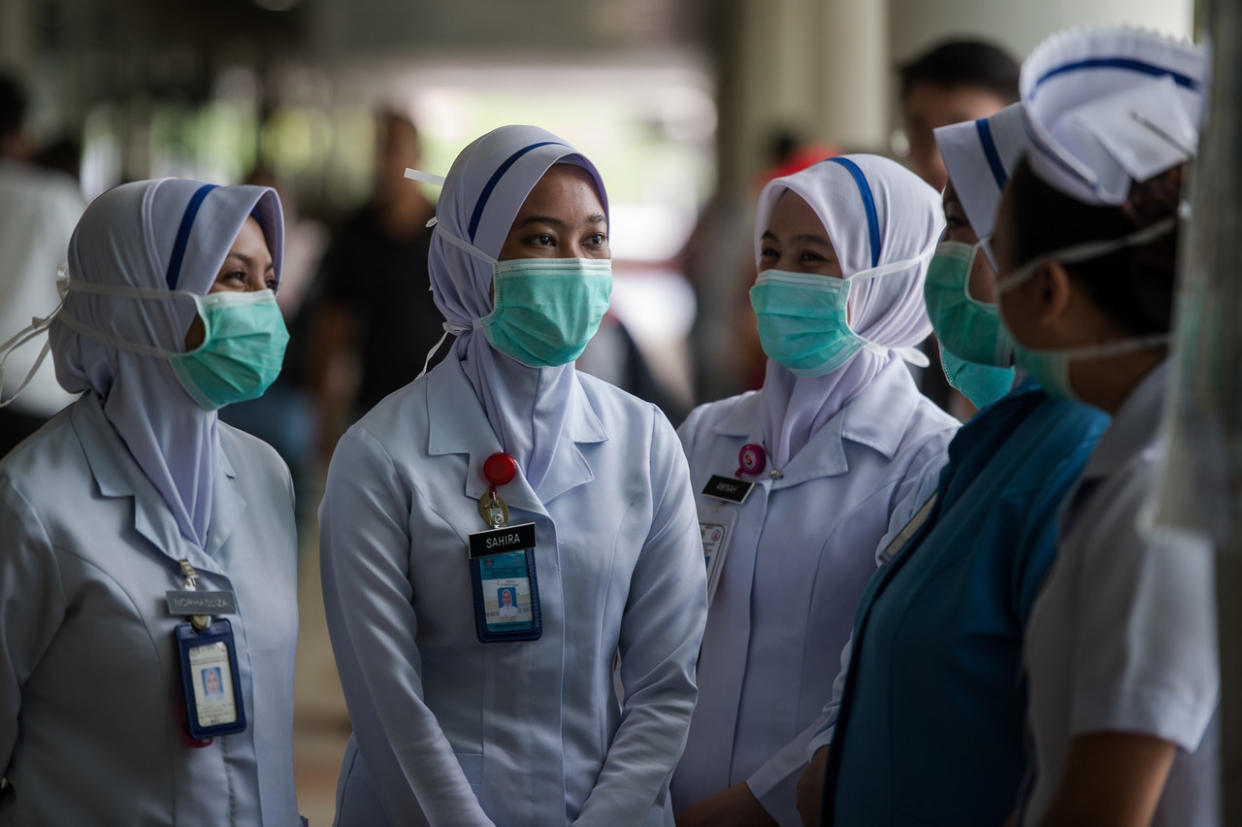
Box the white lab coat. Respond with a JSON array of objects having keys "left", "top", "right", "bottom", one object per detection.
[
  {"left": 0, "top": 393, "right": 300, "bottom": 826},
  {"left": 670, "top": 358, "right": 957, "bottom": 825},
  {"left": 320, "top": 355, "right": 707, "bottom": 827}
]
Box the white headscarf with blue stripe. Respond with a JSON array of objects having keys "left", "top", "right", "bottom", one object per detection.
[
  {"left": 49, "top": 179, "right": 283, "bottom": 547},
  {"left": 752, "top": 153, "right": 944, "bottom": 468},
  {"left": 426, "top": 125, "right": 608, "bottom": 494}
]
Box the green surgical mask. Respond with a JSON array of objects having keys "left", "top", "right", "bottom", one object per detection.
[
  {"left": 995, "top": 217, "right": 1176, "bottom": 401},
  {"left": 169, "top": 290, "right": 289, "bottom": 409},
  {"left": 54, "top": 280, "right": 289, "bottom": 410},
  {"left": 924, "top": 239, "right": 1013, "bottom": 367},
  {"left": 481, "top": 258, "right": 612, "bottom": 367},
  {"left": 750, "top": 270, "right": 871, "bottom": 376},
  {"left": 938, "top": 342, "right": 1015, "bottom": 410}
]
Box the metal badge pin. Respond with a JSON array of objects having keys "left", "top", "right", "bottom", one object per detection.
[
  {"left": 179, "top": 559, "right": 211, "bottom": 631},
  {"left": 478, "top": 453, "right": 518, "bottom": 528}
]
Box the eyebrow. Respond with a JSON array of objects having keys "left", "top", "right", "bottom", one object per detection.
[
  {"left": 224, "top": 251, "right": 275, "bottom": 271},
  {"left": 762, "top": 229, "right": 834, "bottom": 249},
  {"left": 517, "top": 213, "right": 608, "bottom": 229}
]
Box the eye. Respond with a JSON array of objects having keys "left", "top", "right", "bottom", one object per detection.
[
  {"left": 585, "top": 233, "right": 607, "bottom": 247},
  {"left": 528, "top": 233, "right": 555, "bottom": 247},
  {"left": 945, "top": 214, "right": 966, "bottom": 230},
  {"left": 266, "top": 277, "right": 278, "bottom": 291},
  {"left": 221, "top": 269, "right": 247, "bottom": 285},
  {"left": 760, "top": 247, "right": 779, "bottom": 260},
  {"left": 799, "top": 250, "right": 827, "bottom": 263}
]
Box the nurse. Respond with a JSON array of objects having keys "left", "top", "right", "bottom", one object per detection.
[
  {"left": 794, "top": 102, "right": 1110, "bottom": 827},
  {"left": 671, "top": 155, "right": 959, "bottom": 827},
  {"left": 997, "top": 27, "right": 1217, "bottom": 825},
  {"left": 0, "top": 180, "right": 299, "bottom": 824},
  {"left": 319, "top": 124, "right": 707, "bottom": 826}
]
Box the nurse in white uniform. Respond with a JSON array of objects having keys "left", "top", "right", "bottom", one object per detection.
[
  {"left": 992, "top": 27, "right": 1218, "bottom": 827},
  {"left": 0, "top": 179, "right": 300, "bottom": 825},
  {"left": 671, "top": 155, "right": 958, "bottom": 826},
  {"left": 319, "top": 124, "right": 707, "bottom": 827}
]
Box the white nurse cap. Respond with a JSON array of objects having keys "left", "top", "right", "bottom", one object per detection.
[
  {"left": 1019, "top": 25, "right": 1207, "bottom": 206},
  {"left": 935, "top": 102, "right": 1028, "bottom": 243}
]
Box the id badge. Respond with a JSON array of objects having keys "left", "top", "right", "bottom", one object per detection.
[
  {"left": 700, "top": 504, "right": 739, "bottom": 608},
  {"left": 468, "top": 522, "right": 542, "bottom": 643},
  {"left": 175, "top": 619, "right": 247, "bottom": 739}
]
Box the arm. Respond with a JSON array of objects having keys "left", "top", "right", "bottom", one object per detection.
[
  {"left": 319, "top": 428, "right": 493, "bottom": 826},
  {"left": 795, "top": 635, "right": 854, "bottom": 826},
  {"left": 573, "top": 413, "right": 708, "bottom": 825},
  {"left": 0, "top": 481, "right": 67, "bottom": 774},
  {"left": 1037, "top": 732, "right": 1176, "bottom": 827}
]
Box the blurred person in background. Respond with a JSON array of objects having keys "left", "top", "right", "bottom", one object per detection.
[
  {"left": 307, "top": 108, "right": 442, "bottom": 459},
  {"left": 900, "top": 39, "right": 1021, "bottom": 192},
  {"left": 0, "top": 72, "right": 85, "bottom": 455},
  {"left": 898, "top": 39, "right": 1021, "bottom": 419}
]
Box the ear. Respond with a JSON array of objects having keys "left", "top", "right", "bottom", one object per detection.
[{"left": 1028, "top": 260, "right": 1075, "bottom": 328}]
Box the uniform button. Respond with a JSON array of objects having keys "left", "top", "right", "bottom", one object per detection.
[{"left": 769, "top": 469, "right": 782, "bottom": 479}]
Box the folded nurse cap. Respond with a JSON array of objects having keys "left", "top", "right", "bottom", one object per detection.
[
  {"left": 935, "top": 102, "right": 1028, "bottom": 244},
  {"left": 1019, "top": 24, "right": 1207, "bottom": 206}
]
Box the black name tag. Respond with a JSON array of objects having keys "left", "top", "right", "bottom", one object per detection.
[
  {"left": 469, "top": 521, "right": 537, "bottom": 558},
  {"left": 702, "top": 474, "right": 754, "bottom": 504},
  {"left": 166, "top": 590, "right": 238, "bottom": 615}
]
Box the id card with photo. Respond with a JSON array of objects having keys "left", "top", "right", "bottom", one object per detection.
[
  {"left": 176, "top": 620, "right": 247, "bottom": 738},
  {"left": 468, "top": 522, "right": 542, "bottom": 643}
]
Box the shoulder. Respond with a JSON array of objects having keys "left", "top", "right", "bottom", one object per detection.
[
  {"left": 677, "top": 390, "right": 758, "bottom": 448},
  {"left": 218, "top": 422, "right": 290, "bottom": 485},
  {"left": 0, "top": 405, "right": 88, "bottom": 496}
]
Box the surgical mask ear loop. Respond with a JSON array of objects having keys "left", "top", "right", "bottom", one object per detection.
[{"left": 0, "top": 269, "right": 70, "bottom": 409}]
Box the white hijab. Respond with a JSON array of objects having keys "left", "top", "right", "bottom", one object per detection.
[
  {"left": 753, "top": 154, "right": 944, "bottom": 469},
  {"left": 48, "top": 179, "right": 283, "bottom": 547},
  {"left": 426, "top": 125, "right": 608, "bottom": 494}
]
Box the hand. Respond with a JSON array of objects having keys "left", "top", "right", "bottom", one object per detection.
[
  {"left": 676, "top": 782, "right": 778, "bottom": 827},
  {"left": 796, "top": 746, "right": 829, "bottom": 827}
]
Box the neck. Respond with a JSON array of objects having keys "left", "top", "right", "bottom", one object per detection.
[{"left": 1069, "top": 347, "right": 1167, "bottom": 414}]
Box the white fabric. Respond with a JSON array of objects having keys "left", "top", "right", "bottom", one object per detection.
[
  {"left": 670, "top": 359, "right": 957, "bottom": 825},
  {"left": 46, "top": 179, "right": 282, "bottom": 547},
  {"left": 752, "top": 154, "right": 945, "bottom": 469},
  {"left": 426, "top": 124, "right": 608, "bottom": 494},
  {"left": 0, "top": 161, "right": 83, "bottom": 416},
  {"left": 1019, "top": 25, "right": 1207, "bottom": 205},
  {"left": 320, "top": 356, "right": 706, "bottom": 826},
  {"left": 1023, "top": 362, "right": 1220, "bottom": 826},
  {"left": 0, "top": 393, "right": 299, "bottom": 825},
  {"left": 935, "top": 102, "right": 1028, "bottom": 264}
]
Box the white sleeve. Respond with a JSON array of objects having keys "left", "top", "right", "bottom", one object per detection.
[
  {"left": 806, "top": 634, "right": 853, "bottom": 758},
  {"left": 573, "top": 412, "right": 708, "bottom": 825},
  {"left": 1070, "top": 514, "right": 1218, "bottom": 750},
  {"left": 319, "top": 427, "right": 494, "bottom": 826},
  {"left": 0, "top": 477, "right": 67, "bottom": 772}
]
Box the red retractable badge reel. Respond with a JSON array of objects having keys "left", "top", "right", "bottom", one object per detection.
[
  {"left": 483, "top": 453, "right": 517, "bottom": 490},
  {"left": 736, "top": 443, "right": 767, "bottom": 478}
]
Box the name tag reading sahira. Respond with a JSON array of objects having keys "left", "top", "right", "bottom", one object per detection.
[{"left": 469, "top": 522, "right": 537, "bottom": 558}]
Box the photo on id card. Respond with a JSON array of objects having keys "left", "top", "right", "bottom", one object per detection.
[{"left": 480, "top": 552, "right": 534, "bottom": 631}]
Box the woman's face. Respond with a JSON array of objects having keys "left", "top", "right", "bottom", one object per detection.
[
  {"left": 758, "top": 191, "right": 844, "bottom": 278},
  {"left": 184, "top": 216, "right": 275, "bottom": 350},
  {"left": 992, "top": 188, "right": 1071, "bottom": 352},
  {"left": 210, "top": 216, "right": 276, "bottom": 294},
  {"left": 942, "top": 181, "right": 997, "bottom": 303},
  {"left": 498, "top": 164, "right": 609, "bottom": 261}
]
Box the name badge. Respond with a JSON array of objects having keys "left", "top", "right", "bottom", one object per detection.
[
  {"left": 467, "top": 522, "right": 542, "bottom": 643},
  {"left": 468, "top": 522, "right": 537, "bottom": 558},
  {"left": 175, "top": 619, "right": 247, "bottom": 740},
  {"left": 166, "top": 590, "right": 237, "bottom": 615},
  {"left": 702, "top": 474, "right": 754, "bottom": 504},
  {"left": 877, "top": 493, "right": 939, "bottom": 565}
]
